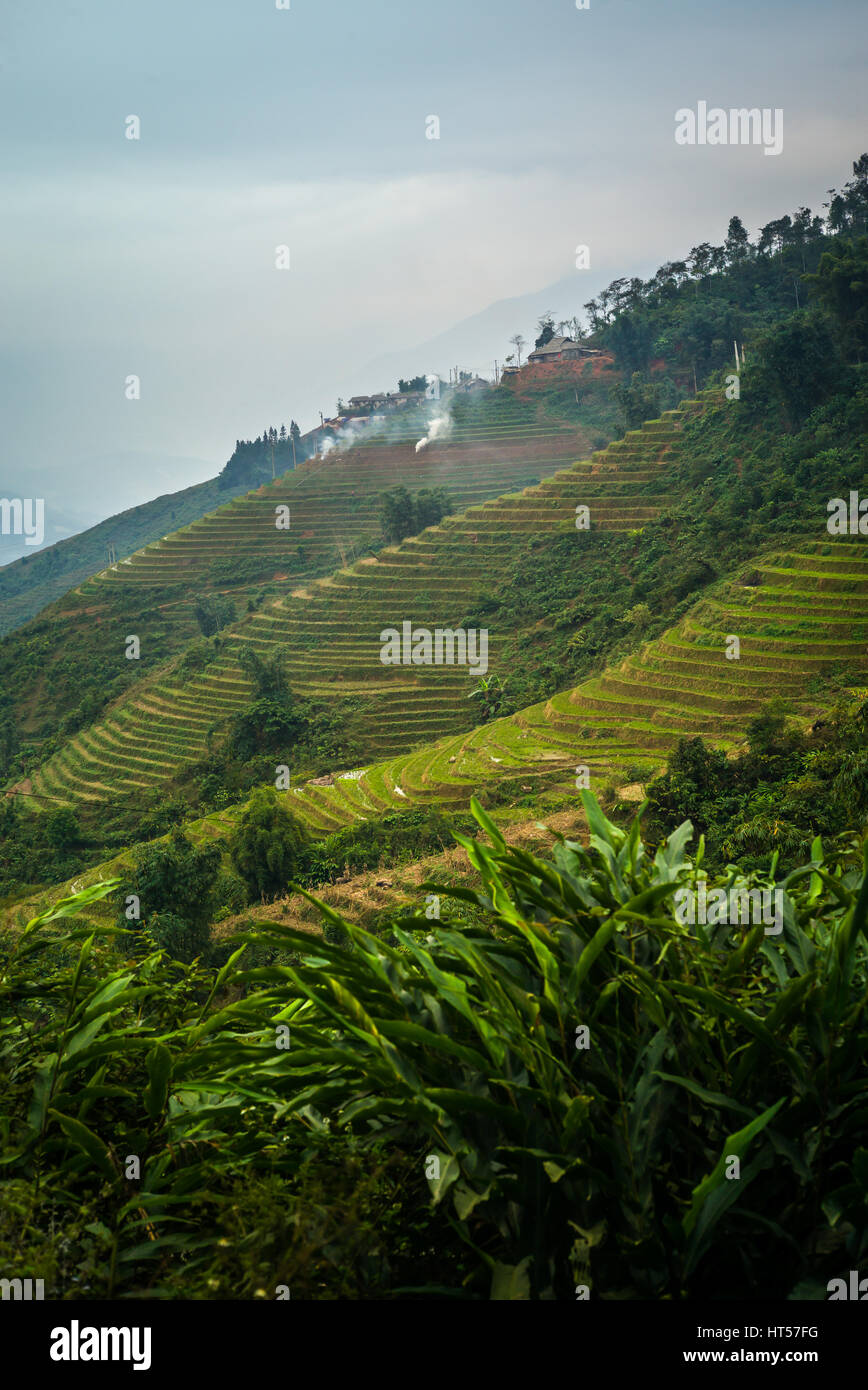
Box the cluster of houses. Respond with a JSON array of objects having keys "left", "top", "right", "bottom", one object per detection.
[
  {"left": 317, "top": 377, "right": 491, "bottom": 437},
  {"left": 347, "top": 389, "right": 426, "bottom": 414},
  {"left": 306, "top": 337, "right": 600, "bottom": 451}
]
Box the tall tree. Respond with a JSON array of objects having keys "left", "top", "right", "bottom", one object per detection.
[
  {"left": 508, "top": 333, "right": 526, "bottom": 366},
  {"left": 805, "top": 237, "right": 868, "bottom": 360},
  {"left": 725, "top": 215, "right": 751, "bottom": 263},
  {"left": 534, "top": 313, "right": 556, "bottom": 349}
]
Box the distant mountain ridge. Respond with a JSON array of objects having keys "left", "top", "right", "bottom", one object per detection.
[{"left": 0, "top": 474, "right": 253, "bottom": 637}]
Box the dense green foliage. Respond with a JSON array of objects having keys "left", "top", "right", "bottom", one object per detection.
[
  {"left": 119, "top": 827, "right": 222, "bottom": 962},
  {"left": 585, "top": 156, "right": 868, "bottom": 387},
  {"left": 194, "top": 594, "right": 237, "bottom": 637},
  {"left": 0, "top": 799, "right": 87, "bottom": 905},
  {"left": 298, "top": 807, "right": 477, "bottom": 885},
  {"left": 470, "top": 364, "right": 868, "bottom": 716},
  {"left": 218, "top": 422, "right": 310, "bottom": 490},
  {"left": 1, "top": 796, "right": 866, "bottom": 1299},
  {"left": 229, "top": 788, "right": 310, "bottom": 899},
  {"left": 646, "top": 701, "right": 868, "bottom": 871},
  {"left": 378, "top": 486, "right": 454, "bottom": 544}
]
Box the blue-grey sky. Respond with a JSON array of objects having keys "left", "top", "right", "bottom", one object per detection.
[{"left": 1, "top": 0, "right": 866, "bottom": 552}]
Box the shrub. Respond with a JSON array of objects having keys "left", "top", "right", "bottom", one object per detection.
[
  {"left": 45, "top": 808, "right": 79, "bottom": 849},
  {"left": 148, "top": 909, "right": 211, "bottom": 963},
  {"left": 121, "top": 826, "right": 220, "bottom": 939},
  {"left": 229, "top": 787, "right": 310, "bottom": 899}
]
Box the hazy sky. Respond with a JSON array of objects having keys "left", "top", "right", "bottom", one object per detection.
[{"left": 1, "top": 0, "right": 866, "bottom": 548}]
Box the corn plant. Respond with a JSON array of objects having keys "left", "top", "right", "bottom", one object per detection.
[
  {"left": 223, "top": 793, "right": 867, "bottom": 1297},
  {"left": 1, "top": 794, "right": 866, "bottom": 1299}
]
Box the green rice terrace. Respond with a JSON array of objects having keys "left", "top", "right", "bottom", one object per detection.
[
  {"left": 8, "top": 386, "right": 868, "bottom": 928},
  {"left": 15, "top": 393, "right": 715, "bottom": 809},
  {"left": 2, "top": 384, "right": 615, "bottom": 750},
  {"left": 150, "top": 530, "right": 868, "bottom": 836}
]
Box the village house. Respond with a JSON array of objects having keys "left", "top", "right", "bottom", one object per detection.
[
  {"left": 452, "top": 375, "right": 489, "bottom": 394},
  {"left": 526, "top": 336, "right": 602, "bottom": 365}
]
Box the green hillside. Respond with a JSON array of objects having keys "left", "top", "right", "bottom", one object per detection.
[
  {"left": 14, "top": 395, "right": 704, "bottom": 811},
  {"left": 6, "top": 519, "right": 866, "bottom": 930},
  {"left": 3, "top": 163, "right": 868, "bottom": 1307},
  {"left": 0, "top": 378, "right": 614, "bottom": 785}
]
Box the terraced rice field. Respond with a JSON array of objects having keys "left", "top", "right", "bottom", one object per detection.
[
  {"left": 82, "top": 420, "right": 587, "bottom": 595},
  {"left": 220, "top": 533, "right": 866, "bottom": 841},
  {"left": 23, "top": 397, "right": 714, "bottom": 808},
  {"left": 7, "top": 528, "right": 866, "bottom": 928}
]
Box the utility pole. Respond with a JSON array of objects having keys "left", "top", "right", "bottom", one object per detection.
[{"left": 270, "top": 436, "right": 275, "bottom": 480}]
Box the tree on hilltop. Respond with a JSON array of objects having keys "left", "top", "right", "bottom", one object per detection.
[
  {"left": 534, "top": 313, "right": 556, "bottom": 349},
  {"left": 725, "top": 215, "right": 751, "bottom": 263},
  {"left": 508, "top": 333, "right": 526, "bottom": 366}
]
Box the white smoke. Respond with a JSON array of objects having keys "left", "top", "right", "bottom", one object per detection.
[
  {"left": 415, "top": 413, "right": 452, "bottom": 453},
  {"left": 318, "top": 419, "right": 368, "bottom": 458}
]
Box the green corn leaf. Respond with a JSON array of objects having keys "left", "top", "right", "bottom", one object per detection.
[
  {"left": 49, "top": 1109, "right": 117, "bottom": 1182},
  {"left": 22, "top": 880, "right": 121, "bottom": 938},
  {"left": 490, "top": 1257, "right": 531, "bottom": 1301},
  {"left": 653, "top": 1072, "right": 753, "bottom": 1119},
  {"left": 682, "top": 1097, "right": 786, "bottom": 1240},
  {"left": 427, "top": 1150, "right": 460, "bottom": 1203},
  {"left": 145, "top": 1043, "right": 173, "bottom": 1121}
]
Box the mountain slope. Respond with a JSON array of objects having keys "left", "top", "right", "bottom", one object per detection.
[
  {"left": 2, "top": 386, "right": 605, "bottom": 764},
  {"left": 16, "top": 396, "right": 707, "bottom": 808},
  {"left": 5, "top": 523, "right": 865, "bottom": 930},
  {"left": 0, "top": 474, "right": 253, "bottom": 638},
  {"left": 261, "top": 534, "right": 868, "bottom": 838}
]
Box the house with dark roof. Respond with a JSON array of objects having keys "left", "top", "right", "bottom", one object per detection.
[
  {"left": 452, "top": 375, "right": 489, "bottom": 394},
  {"left": 526, "top": 336, "right": 601, "bottom": 365}
]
